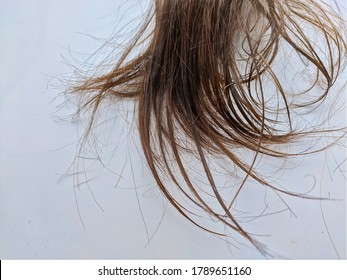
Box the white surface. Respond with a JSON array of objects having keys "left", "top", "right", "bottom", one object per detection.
[{"left": 0, "top": 0, "right": 346, "bottom": 259}]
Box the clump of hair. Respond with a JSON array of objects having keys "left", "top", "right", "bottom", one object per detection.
[{"left": 68, "top": 0, "right": 347, "bottom": 255}]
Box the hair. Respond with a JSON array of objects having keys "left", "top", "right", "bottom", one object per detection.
[{"left": 68, "top": 0, "right": 347, "bottom": 255}]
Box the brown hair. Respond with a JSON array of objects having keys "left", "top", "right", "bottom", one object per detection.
[{"left": 69, "top": 0, "right": 347, "bottom": 255}]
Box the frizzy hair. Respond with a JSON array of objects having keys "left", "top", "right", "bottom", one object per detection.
[{"left": 69, "top": 0, "right": 347, "bottom": 254}]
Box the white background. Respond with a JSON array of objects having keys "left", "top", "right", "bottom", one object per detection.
[{"left": 0, "top": 0, "right": 346, "bottom": 259}]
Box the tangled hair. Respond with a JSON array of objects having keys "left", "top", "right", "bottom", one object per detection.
[{"left": 69, "top": 0, "right": 347, "bottom": 254}]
